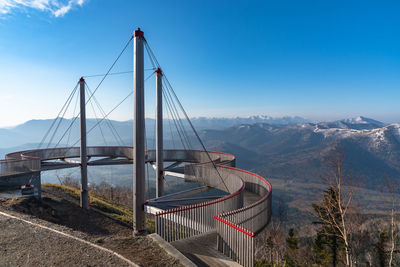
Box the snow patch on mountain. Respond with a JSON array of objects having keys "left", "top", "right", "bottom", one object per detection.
[
  {"left": 388, "top": 124, "right": 400, "bottom": 144},
  {"left": 313, "top": 127, "right": 361, "bottom": 139},
  {"left": 343, "top": 116, "right": 384, "bottom": 126},
  {"left": 312, "top": 123, "right": 400, "bottom": 153}
]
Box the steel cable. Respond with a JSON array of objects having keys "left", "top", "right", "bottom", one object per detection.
[{"left": 38, "top": 83, "right": 78, "bottom": 148}]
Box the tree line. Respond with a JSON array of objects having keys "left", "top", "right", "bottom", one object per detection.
[{"left": 255, "top": 147, "right": 399, "bottom": 267}]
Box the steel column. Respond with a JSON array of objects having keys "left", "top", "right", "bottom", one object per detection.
[
  {"left": 156, "top": 68, "right": 164, "bottom": 198},
  {"left": 79, "top": 77, "right": 89, "bottom": 209},
  {"left": 133, "top": 28, "right": 146, "bottom": 234}
]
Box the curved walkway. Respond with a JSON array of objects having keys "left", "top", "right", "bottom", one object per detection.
[{"left": 1, "top": 147, "right": 272, "bottom": 266}]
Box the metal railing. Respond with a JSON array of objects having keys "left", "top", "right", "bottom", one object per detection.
[
  {"left": 154, "top": 150, "right": 244, "bottom": 242},
  {"left": 214, "top": 166, "right": 272, "bottom": 267},
  {"left": 0, "top": 158, "right": 40, "bottom": 177},
  {"left": 2, "top": 147, "right": 226, "bottom": 175},
  {"left": 155, "top": 179, "right": 244, "bottom": 242},
  {"left": 153, "top": 151, "right": 272, "bottom": 266}
]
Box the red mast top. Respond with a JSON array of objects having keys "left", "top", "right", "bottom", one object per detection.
[
  {"left": 134, "top": 27, "right": 144, "bottom": 37},
  {"left": 79, "top": 77, "right": 85, "bottom": 82},
  {"left": 155, "top": 68, "right": 163, "bottom": 75}
]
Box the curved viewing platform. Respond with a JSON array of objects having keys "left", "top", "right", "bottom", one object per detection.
[{"left": 0, "top": 146, "right": 271, "bottom": 266}]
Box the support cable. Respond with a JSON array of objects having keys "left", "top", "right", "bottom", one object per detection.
[
  {"left": 164, "top": 89, "right": 209, "bottom": 187},
  {"left": 161, "top": 83, "right": 191, "bottom": 148},
  {"left": 144, "top": 41, "right": 211, "bottom": 187},
  {"left": 163, "top": 83, "right": 195, "bottom": 150},
  {"left": 52, "top": 37, "right": 133, "bottom": 150},
  {"left": 85, "top": 82, "right": 125, "bottom": 146},
  {"left": 67, "top": 91, "right": 133, "bottom": 150},
  {"left": 163, "top": 75, "right": 229, "bottom": 192},
  {"left": 83, "top": 68, "right": 155, "bottom": 78},
  {"left": 66, "top": 88, "right": 80, "bottom": 146},
  {"left": 163, "top": 89, "right": 209, "bottom": 187},
  {"left": 46, "top": 85, "right": 79, "bottom": 149},
  {"left": 166, "top": 112, "right": 177, "bottom": 149},
  {"left": 162, "top": 99, "right": 187, "bottom": 189},
  {"left": 144, "top": 40, "right": 195, "bottom": 151},
  {"left": 65, "top": 72, "right": 156, "bottom": 151},
  {"left": 163, "top": 90, "right": 190, "bottom": 151},
  {"left": 83, "top": 71, "right": 132, "bottom": 78},
  {"left": 38, "top": 83, "right": 78, "bottom": 148},
  {"left": 86, "top": 88, "right": 108, "bottom": 146},
  {"left": 85, "top": 37, "right": 133, "bottom": 105},
  {"left": 144, "top": 39, "right": 229, "bottom": 192}
]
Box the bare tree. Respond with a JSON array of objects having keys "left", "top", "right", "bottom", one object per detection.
[
  {"left": 315, "top": 146, "right": 358, "bottom": 267},
  {"left": 256, "top": 199, "right": 288, "bottom": 265},
  {"left": 256, "top": 221, "right": 287, "bottom": 264},
  {"left": 384, "top": 177, "right": 398, "bottom": 267},
  {"left": 57, "top": 173, "right": 80, "bottom": 188}
]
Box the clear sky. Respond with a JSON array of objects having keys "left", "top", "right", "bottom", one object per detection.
[{"left": 0, "top": 0, "right": 399, "bottom": 127}]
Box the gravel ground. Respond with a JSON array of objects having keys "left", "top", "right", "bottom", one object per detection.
[
  {"left": 0, "top": 214, "right": 131, "bottom": 267},
  {"left": 0, "top": 185, "right": 183, "bottom": 267}
]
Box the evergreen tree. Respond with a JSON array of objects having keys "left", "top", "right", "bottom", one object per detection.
[
  {"left": 285, "top": 228, "right": 299, "bottom": 266},
  {"left": 313, "top": 232, "right": 334, "bottom": 266},
  {"left": 312, "top": 187, "right": 344, "bottom": 266},
  {"left": 374, "top": 229, "right": 389, "bottom": 267}
]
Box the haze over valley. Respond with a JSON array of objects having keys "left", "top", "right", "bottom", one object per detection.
[{"left": 2, "top": 115, "right": 399, "bottom": 195}]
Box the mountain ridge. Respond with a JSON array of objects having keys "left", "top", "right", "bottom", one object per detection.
[
  {"left": 200, "top": 117, "right": 400, "bottom": 189},
  {"left": 1, "top": 115, "right": 398, "bottom": 191},
  {"left": 0, "top": 116, "right": 308, "bottom": 148}
]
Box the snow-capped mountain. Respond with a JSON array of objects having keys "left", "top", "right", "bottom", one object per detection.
[
  {"left": 317, "top": 116, "right": 386, "bottom": 130},
  {"left": 201, "top": 117, "right": 400, "bottom": 188},
  {"left": 342, "top": 116, "right": 385, "bottom": 127},
  {"left": 189, "top": 115, "right": 309, "bottom": 130}
]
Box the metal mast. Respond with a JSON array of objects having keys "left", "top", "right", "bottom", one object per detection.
[
  {"left": 133, "top": 28, "right": 146, "bottom": 234},
  {"left": 79, "top": 77, "right": 89, "bottom": 209},
  {"left": 156, "top": 68, "right": 164, "bottom": 198}
]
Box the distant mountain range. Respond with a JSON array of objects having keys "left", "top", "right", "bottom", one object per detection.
[
  {"left": 189, "top": 115, "right": 309, "bottom": 129},
  {"left": 201, "top": 116, "right": 400, "bottom": 189},
  {"left": 0, "top": 116, "right": 308, "bottom": 150},
  {"left": 1, "top": 115, "right": 399, "bottom": 190}
]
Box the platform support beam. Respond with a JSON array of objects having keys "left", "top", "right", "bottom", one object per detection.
[
  {"left": 156, "top": 68, "right": 164, "bottom": 198},
  {"left": 79, "top": 77, "right": 89, "bottom": 209},
  {"left": 133, "top": 28, "right": 146, "bottom": 234}
]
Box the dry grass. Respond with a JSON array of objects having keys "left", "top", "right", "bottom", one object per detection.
[{"left": 42, "top": 183, "right": 155, "bottom": 233}]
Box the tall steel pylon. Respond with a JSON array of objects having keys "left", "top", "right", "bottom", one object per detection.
[
  {"left": 156, "top": 67, "right": 164, "bottom": 198},
  {"left": 133, "top": 28, "right": 146, "bottom": 234},
  {"left": 79, "top": 77, "right": 89, "bottom": 210}
]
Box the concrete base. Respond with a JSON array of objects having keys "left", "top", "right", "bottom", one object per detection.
[{"left": 133, "top": 229, "right": 147, "bottom": 236}]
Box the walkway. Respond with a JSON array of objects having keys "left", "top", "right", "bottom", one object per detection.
[
  {"left": 172, "top": 231, "right": 240, "bottom": 267},
  {"left": 171, "top": 190, "right": 261, "bottom": 267}
]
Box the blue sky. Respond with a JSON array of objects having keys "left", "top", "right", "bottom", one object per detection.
[{"left": 0, "top": 0, "right": 399, "bottom": 127}]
